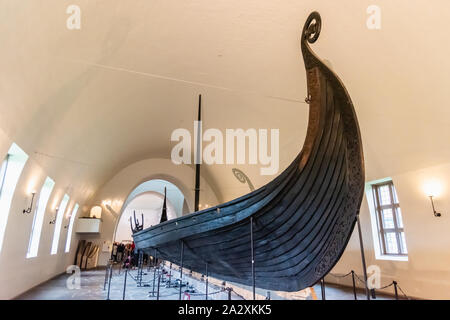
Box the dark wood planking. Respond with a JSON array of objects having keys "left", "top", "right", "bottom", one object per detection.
[{"left": 133, "top": 12, "right": 364, "bottom": 292}]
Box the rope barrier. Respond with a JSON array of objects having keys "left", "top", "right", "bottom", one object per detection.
[
  {"left": 233, "top": 291, "right": 247, "bottom": 300},
  {"left": 353, "top": 273, "right": 366, "bottom": 284},
  {"left": 397, "top": 285, "right": 410, "bottom": 300},
  {"left": 188, "top": 290, "right": 223, "bottom": 297},
  {"left": 328, "top": 271, "right": 353, "bottom": 278},
  {"left": 110, "top": 264, "right": 413, "bottom": 300},
  {"left": 328, "top": 270, "right": 411, "bottom": 300},
  {"left": 378, "top": 282, "right": 394, "bottom": 290}
]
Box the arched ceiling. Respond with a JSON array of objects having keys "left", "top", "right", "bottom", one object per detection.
[{"left": 1, "top": 0, "right": 449, "bottom": 204}]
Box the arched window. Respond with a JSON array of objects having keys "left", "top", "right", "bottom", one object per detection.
[
  {"left": 0, "top": 143, "right": 29, "bottom": 252},
  {"left": 27, "top": 177, "right": 55, "bottom": 258},
  {"left": 51, "top": 194, "right": 70, "bottom": 254},
  {"left": 65, "top": 203, "right": 79, "bottom": 253}
]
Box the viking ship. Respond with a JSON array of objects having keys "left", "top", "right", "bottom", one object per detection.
[{"left": 133, "top": 12, "right": 365, "bottom": 292}]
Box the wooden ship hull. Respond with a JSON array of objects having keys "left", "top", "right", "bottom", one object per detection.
[{"left": 133, "top": 12, "right": 365, "bottom": 292}]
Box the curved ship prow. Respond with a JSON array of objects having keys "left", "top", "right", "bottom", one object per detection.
[{"left": 133, "top": 11, "right": 365, "bottom": 292}]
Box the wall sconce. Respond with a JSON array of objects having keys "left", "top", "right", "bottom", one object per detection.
[
  {"left": 23, "top": 191, "right": 36, "bottom": 214},
  {"left": 64, "top": 216, "right": 71, "bottom": 229},
  {"left": 429, "top": 196, "right": 442, "bottom": 217},
  {"left": 49, "top": 207, "right": 58, "bottom": 224},
  {"left": 424, "top": 180, "right": 443, "bottom": 217}
]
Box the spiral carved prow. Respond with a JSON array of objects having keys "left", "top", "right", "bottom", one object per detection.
[{"left": 302, "top": 12, "right": 322, "bottom": 44}]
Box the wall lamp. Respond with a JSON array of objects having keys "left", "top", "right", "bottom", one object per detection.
[
  {"left": 49, "top": 207, "right": 59, "bottom": 224},
  {"left": 429, "top": 196, "right": 442, "bottom": 217},
  {"left": 64, "top": 215, "right": 71, "bottom": 229},
  {"left": 23, "top": 191, "right": 36, "bottom": 214},
  {"left": 424, "top": 180, "right": 443, "bottom": 218}
]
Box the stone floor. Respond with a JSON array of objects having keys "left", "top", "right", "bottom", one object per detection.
[{"left": 15, "top": 265, "right": 397, "bottom": 300}]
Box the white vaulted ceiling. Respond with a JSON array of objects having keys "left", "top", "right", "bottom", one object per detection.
[{"left": 1, "top": 0, "right": 450, "bottom": 204}]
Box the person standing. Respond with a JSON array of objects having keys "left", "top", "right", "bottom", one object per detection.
[
  {"left": 111, "top": 242, "right": 118, "bottom": 262},
  {"left": 117, "top": 243, "right": 124, "bottom": 262}
]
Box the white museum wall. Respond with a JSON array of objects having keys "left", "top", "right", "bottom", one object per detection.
[
  {"left": 329, "top": 162, "right": 450, "bottom": 300},
  {"left": 0, "top": 127, "right": 89, "bottom": 299}
]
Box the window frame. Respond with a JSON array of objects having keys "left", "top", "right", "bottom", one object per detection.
[
  {"left": 0, "top": 154, "right": 10, "bottom": 196},
  {"left": 372, "top": 181, "right": 407, "bottom": 256}
]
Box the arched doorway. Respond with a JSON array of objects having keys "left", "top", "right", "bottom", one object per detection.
[
  {"left": 114, "top": 191, "right": 177, "bottom": 242},
  {"left": 113, "top": 179, "right": 188, "bottom": 242}
]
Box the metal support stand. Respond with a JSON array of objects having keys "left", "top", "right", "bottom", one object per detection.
[
  {"left": 356, "top": 214, "right": 370, "bottom": 300},
  {"left": 320, "top": 278, "right": 326, "bottom": 300},
  {"left": 250, "top": 217, "right": 255, "bottom": 300},
  {"left": 149, "top": 249, "right": 157, "bottom": 296},
  {"left": 151, "top": 266, "right": 156, "bottom": 296},
  {"left": 168, "top": 262, "right": 172, "bottom": 286},
  {"left": 156, "top": 272, "right": 161, "bottom": 300},
  {"left": 106, "top": 264, "right": 113, "bottom": 300},
  {"left": 205, "top": 262, "right": 209, "bottom": 301},
  {"left": 393, "top": 281, "right": 399, "bottom": 300},
  {"left": 351, "top": 270, "right": 357, "bottom": 300},
  {"left": 103, "top": 263, "right": 110, "bottom": 290},
  {"left": 227, "top": 287, "right": 232, "bottom": 300},
  {"left": 137, "top": 250, "right": 143, "bottom": 287},
  {"left": 123, "top": 268, "right": 128, "bottom": 300},
  {"left": 179, "top": 241, "right": 184, "bottom": 300}
]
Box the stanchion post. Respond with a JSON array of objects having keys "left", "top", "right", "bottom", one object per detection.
[
  {"left": 138, "top": 250, "right": 143, "bottom": 287},
  {"left": 106, "top": 264, "right": 113, "bottom": 300},
  {"left": 356, "top": 214, "right": 370, "bottom": 300},
  {"left": 123, "top": 268, "right": 128, "bottom": 300},
  {"left": 393, "top": 281, "right": 399, "bottom": 300},
  {"left": 250, "top": 217, "right": 255, "bottom": 300},
  {"left": 321, "top": 278, "right": 326, "bottom": 300},
  {"left": 227, "top": 288, "right": 232, "bottom": 300},
  {"left": 351, "top": 270, "right": 357, "bottom": 300},
  {"left": 156, "top": 272, "right": 161, "bottom": 300},
  {"left": 152, "top": 263, "right": 156, "bottom": 296},
  {"left": 205, "top": 262, "right": 209, "bottom": 301},
  {"left": 103, "top": 262, "right": 109, "bottom": 290},
  {"left": 169, "top": 262, "right": 172, "bottom": 286},
  {"left": 179, "top": 241, "right": 184, "bottom": 300}
]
